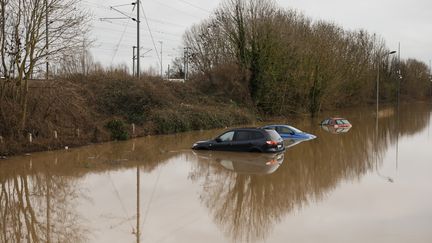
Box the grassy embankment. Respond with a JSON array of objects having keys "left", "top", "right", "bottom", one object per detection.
[{"left": 0, "top": 70, "right": 254, "bottom": 156}]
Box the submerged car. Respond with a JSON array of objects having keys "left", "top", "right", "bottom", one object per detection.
[
  {"left": 261, "top": 125, "right": 316, "bottom": 140},
  {"left": 320, "top": 118, "right": 352, "bottom": 128},
  {"left": 320, "top": 117, "right": 352, "bottom": 134},
  {"left": 192, "top": 128, "right": 285, "bottom": 153}
]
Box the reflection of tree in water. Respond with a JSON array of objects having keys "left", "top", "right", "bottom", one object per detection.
[
  {"left": 0, "top": 128, "right": 223, "bottom": 242},
  {"left": 0, "top": 162, "right": 87, "bottom": 243},
  {"left": 189, "top": 155, "right": 329, "bottom": 243},
  {"left": 189, "top": 104, "right": 431, "bottom": 243},
  {"left": 0, "top": 104, "right": 429, "bottom": 243}
]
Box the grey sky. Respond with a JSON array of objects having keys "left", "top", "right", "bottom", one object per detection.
[{"left": 83, "top": 0, "right": 432, "bottom": 73}]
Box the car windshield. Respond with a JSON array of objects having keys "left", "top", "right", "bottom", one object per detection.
[
  {"left": 266, "top": 130, "right": 282, "bottom": 140},
  {"left": 335, "top": 119, "right": 350, "bottom": 125},
  {"left": 287, "top": 126, "right": 303, "bottom": 133}
]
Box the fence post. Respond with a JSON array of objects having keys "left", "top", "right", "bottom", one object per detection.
[
  {"left": 28, "top": 133, "right": 33, "bottom": 143},
  {"left": 132, "top": 123, "right": 136, "bottom": 136},
  {"left": 54, "top": 130, "right": 58, "bottom": 139},
  {"left": 0, "top": 136, "right": 3, "bottom": 144},
  {"left": 76, "top": 128, "right": 80, "bottom": 138}
]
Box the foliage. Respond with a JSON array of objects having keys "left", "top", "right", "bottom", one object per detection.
[
  {"left": 97, "top": 79, "right": 155, "bottom": 124},
  {"left": 105, "top": 119, "right": 129, "bottom": 141},
  {"left": 151, "top": 106, "right": 253, "bottom": 134},
  {"left": 184, "top": 0, "right": 431, "bottom": 116}
]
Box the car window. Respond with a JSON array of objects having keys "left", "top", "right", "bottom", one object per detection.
[
  {"left": 278, "top": 126, "right": 293, "bottom": 134},
  {"left": 336, "top": 120, "right": 344, "bottom": 125},
  {"left": 251, "top": 131, "right": 264, "bottom": 139},
  {"left": 218, "top": 131, "right": 234, "bottom": 142},
  {"left": 322, "top": 119, "right": 329, "bottom": 125},
  {"left": 342, "top": 119, "right": 349, "bottom": 124},
  {"left": 234, "top": 131, "right": 250, "bottom": 141}
]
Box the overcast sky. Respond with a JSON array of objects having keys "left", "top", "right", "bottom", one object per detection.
[{"left": 83, "top": 0, "right": 432, "bottom": 73}]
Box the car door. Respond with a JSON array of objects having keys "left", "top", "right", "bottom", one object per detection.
[
  {"left": 212, "top": 131, "right": 235, "bottom": 151},
  {"left": 231, "top": 131, "right": 252, "bottom": 151}
]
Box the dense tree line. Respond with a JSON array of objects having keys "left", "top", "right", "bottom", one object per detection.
[{"left": 184, "top": 0, "right": 431, "bottom": 115}]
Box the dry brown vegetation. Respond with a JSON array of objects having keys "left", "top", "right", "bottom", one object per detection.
[{"left": 0, "top": 70, "right": 255, "bottom": 155}]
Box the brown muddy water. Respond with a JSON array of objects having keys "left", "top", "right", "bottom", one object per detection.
[{"left": 1, "top": 104, "right": 432, "bottom": 243}]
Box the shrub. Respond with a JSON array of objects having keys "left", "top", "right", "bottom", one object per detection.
[
  {"left": 105, "top": 120, "right": 129, "bottom": 140},
  {"left": 151, "top": 106, "right": 254, "bottom": 134}
]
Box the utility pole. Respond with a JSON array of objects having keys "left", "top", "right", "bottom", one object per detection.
[
  {"left": 184, "top": 47, "right": 189, "bottom": 80},
  {"left": 46, "top": 172, "right": 51, "bottom": 243},
  {"left": 376, "top": 50, "right": 396, "bottom": 119},
  {"left": 159, "top": 41, "right": 163, "bottom": 78},
  {"left": 132, "top": 46, "right": 137, "bottom": 76},
  {"left": 82, "top": 39, "right": 86, "bottom": 75},
  {"left": 101, "top": 2, "right": 141, "bottom": 79},
  {"left": 136, "top": 166, "right": 140, "bottom": 243},
  {"left": 136, "top": 0, "right": 140, "bottom": 80},
  {"left": 429, "top": 60, "right": 431, "bottom": 99},
  {"left": 397, "top": 42, "right": 401, "bottom": 107},
  {"left": 45, "top": 0, "right": 49, "bottom": 79}
]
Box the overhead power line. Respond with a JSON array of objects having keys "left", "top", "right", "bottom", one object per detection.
[
  {"left": 100, "top": 1, "right": 141, "bottom": 78},
  {"left": 145, "top": 17, "right": 187, "bottom": 28},
  {"left": 140, "top": 1, "right": 161, "bottom": 66},
  {"left": 149, "top": 0, "right": 203, "bottom": 19},
  {"left": 177, "top": 0, "right": 211, "bottom": 13},
  {"left": 97, "top": 26, "right": 182, "bottom": 42},
  {"left": 106, "top": 23, "right": 183, "bottom": 37}
]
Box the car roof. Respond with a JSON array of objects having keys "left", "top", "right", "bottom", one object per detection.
[
  {"left": 229, "top": 127, "right": 264, "bottom": 131},
  {"left": 261, "top": 124, "right": 293, "bottom": 128}
]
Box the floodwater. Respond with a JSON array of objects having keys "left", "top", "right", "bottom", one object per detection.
[{"left": 1, "top": 103, "right": 432, "bottom": 243}]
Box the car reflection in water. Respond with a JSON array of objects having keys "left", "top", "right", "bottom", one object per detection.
[
  {"left": 193, "top": 150, "right": 285, "bottom": 175},
  {"left": 284, "top": 138, "right": 312, "bottom": 148},
  {"left": 320, "top": 125, "right": 352, "bottom": 134}
]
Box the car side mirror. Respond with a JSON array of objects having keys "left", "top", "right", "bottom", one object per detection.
[{"left": 215, "top": 138, "right": 222, "bottom": 143}]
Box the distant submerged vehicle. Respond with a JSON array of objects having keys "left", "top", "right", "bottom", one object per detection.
[{"left": 320, "top": 117, "right": 352, "bottom": 134}]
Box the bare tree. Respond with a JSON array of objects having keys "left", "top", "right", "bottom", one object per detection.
[
  {"left": 55, "top": 38, "right": 95, "bottom": 76},
  {"left": 0, "top": 0, "right": 90, "bottom": 134},
  {"left": 184, "top": 0, "right": 421, "bottom": 115}
]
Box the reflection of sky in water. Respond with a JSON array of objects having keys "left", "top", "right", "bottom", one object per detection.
[
  {"left": 270, "top": 132, "right": 432, "bottom": 243},
  {"left": 1, "top": 104, "right": 432, "bottom": 243}
]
